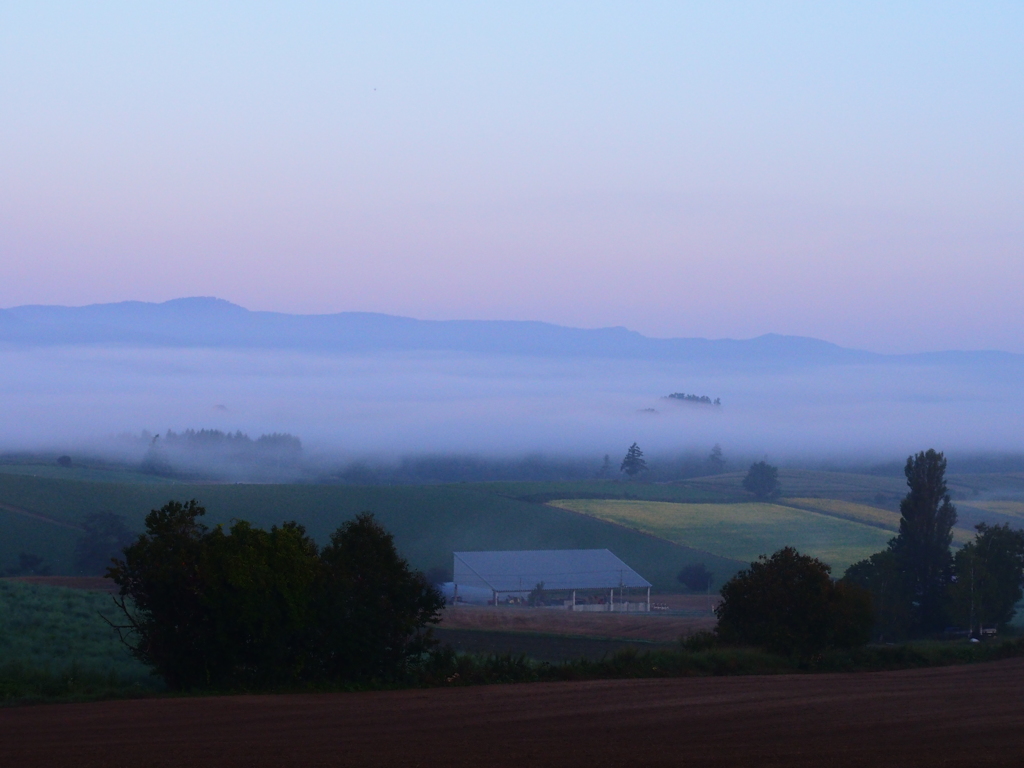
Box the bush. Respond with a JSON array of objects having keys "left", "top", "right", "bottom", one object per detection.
[
  {"left": 677, "top": 563, "right": 713, "bottom": 592},
  {"left": 742, "top": 461, "right": 780, "bottom": 499},
  {"left": 716, "top": 547, "right": 873, "bottom": 656}
]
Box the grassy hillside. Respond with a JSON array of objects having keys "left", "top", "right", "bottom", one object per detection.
[
  {"left": 0, "top": 475, "right": 744, "bottom": 590},
  {"left": 3, "top": 468, "right": 1019, "bottom": 590},
  {"left": 548, "top": 499, "right": 895, "bottom": 574},
  {"left": 685, "top": 469, "right": 910, "bottom": 505}
]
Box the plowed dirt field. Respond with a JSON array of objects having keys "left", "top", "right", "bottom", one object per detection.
[{"left": 4, "top": 658, "right": 1024, "bottom": 767}]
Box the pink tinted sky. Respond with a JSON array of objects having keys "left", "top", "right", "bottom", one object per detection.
[{"left": 1, "top": 2, "right": 1022, "bottom": 353}]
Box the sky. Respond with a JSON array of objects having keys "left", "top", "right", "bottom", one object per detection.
[{"left": 1, "top": 2, "right": 1022, "bottom": 354}]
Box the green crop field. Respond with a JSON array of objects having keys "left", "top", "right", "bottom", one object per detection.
[
  {"left": 2, "top": 468, "right": 1018, "bottom": 591},
  {"left": 0, "top": 474, "right": 745, "bottom": 590},
  {"left": 783, "top": 497, "right": 974, "bottom": 545},
  {"left": 548, "top": 499, "right": 896, "bottom": 574},
  {"left": 685, "top": 469, "right": 910, "bottom": 503},
  {"left": 0, "top": 579, "right": 158, "bottom": 702},
  {"left": 957, "top": 500, "right": 1024, "bottom": 520}
]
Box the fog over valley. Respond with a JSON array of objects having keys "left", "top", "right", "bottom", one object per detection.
[{"left": 1, "top": 299, "right": 1021, "bottom": 477}]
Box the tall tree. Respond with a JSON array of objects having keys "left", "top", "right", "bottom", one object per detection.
[
  {"left": 705, "top": 444, "right": 726, "bottom": 475},
  {"left": 620, "top": 443, "right": 648, "bottom": 477},
  {"left": 890, "top": 449, "right": 957, "bottom": 632}
]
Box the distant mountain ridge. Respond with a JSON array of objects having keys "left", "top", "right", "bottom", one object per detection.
[{"left": 0, "top": 297, "right": 1019, "bottom": 368}]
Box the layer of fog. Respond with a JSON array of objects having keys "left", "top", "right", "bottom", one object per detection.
[{"left": 1, "top": 344, "right": 1022, "bottom": 470}]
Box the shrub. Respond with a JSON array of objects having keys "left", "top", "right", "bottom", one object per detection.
[
  {"left": 742, "top": 461, "right": 780, "bottom": 499},
  {"left": 716, "top": 547, "right": 873, "bottom": 656}
]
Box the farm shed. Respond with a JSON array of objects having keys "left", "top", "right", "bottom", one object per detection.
[{"left": 452, "top": 549, "right": 652, "bottom": 611}]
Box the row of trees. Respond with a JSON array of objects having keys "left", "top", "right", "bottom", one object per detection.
[
  {"left": 107, "top": 501, "right": 443, "bottom": 689},
  {"left": 713, "top": 450, "right": 1024, "bottom": 655},
  {"left": 843, "top": 450, "right": 1024, "bottom": 639},
  {"left": 614, "top": 442, "right": 729, "bottom": 478}
]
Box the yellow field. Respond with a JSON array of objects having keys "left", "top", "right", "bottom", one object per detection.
[
  {"left": 781, "top": 497, "right": 901, "bottom": 530},
  {"left": 548, "top": 499, "right": 894, "bottom": 575}
]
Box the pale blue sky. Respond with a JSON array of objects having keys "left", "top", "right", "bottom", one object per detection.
[{"left": 1, "top": 2, "right": 1021, "bottom": 352}]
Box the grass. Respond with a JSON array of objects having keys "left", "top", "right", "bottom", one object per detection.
[
  {"left": 957, "top": 500, "right": 1024, "bottom": 521},
  {"left": 0, "top": 509, "right": 80, "bottom": 576},
  {"left": 0, "top": 580, "right": 159, "bottom": 704},
  {"left": 548, "top": 499, "right": 895, "bottom": 574},
  {"left": 685, "top": 469, "right": 909, "bottom": 503},
  {"left": 421, "top": 637, "right": 1024, "bottom": 687},
  {"left": 0, "top": 475, "right": 746, "bottom": 589},
  {"left": 782, "top": 498, "right": 975, "bottom": 546},
  {"left": 3, "top": 577, "right": 1023, "bottom": 705}
]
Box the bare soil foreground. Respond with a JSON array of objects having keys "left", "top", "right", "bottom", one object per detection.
[{"left": 4, "top": 659, "right": 1024, "bottom": 767}]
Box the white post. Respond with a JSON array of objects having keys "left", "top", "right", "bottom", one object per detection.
[
  {"left": 493, "top": 590, "right": 498, "bottom": 606},
  {"left": 572, "top": 590, "right": 576, "bottom": 610},
  {"left": 453, "top": 583, "right": 458, "bottom": 608},
  {"left": 647, "top": 586, "right": 650, "bottom": 612},
  {"left": 610, "top": 588, "right": 614, "bottom": 612}
]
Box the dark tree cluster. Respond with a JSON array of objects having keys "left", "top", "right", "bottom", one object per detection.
[
  {"left": 742, "top": 461, "right": 780, "bottom": 499},
  {"left": 677, "top": 563, "right": 714, "bottom": 592},
  {"left": 2, "top": 552, "right": 50, "bottom": 577},
  {"left": 716, "top": 547, "right": 873, "bottom": 656},
  {"left": 75, "top": 512, "right": 136, "bottom": 575},
  {"left": 844, "top": 450, "right": 1024, "bottom": 640},
  {"left": 108, "top": 500, "right": 443, "bottom": 690},
  {"left": 665, "top": 393, "right": 721, "bottom": 406}
]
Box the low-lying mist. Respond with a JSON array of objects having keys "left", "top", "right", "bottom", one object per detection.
[{"left": 1, "top": 343, "right": 1022, "bottom": 481}]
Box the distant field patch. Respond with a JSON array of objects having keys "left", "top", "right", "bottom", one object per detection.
[
  {"left": 957, "top": 500, "right": 1024, "bottom": 520},
  {"left": 548, "top": 499, "right": 894, "bottom": 574},
  {"left": 781, "top": 498, "right": 901, "bottom": 530}
]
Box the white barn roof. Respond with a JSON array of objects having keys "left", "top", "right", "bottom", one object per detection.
[{"left": 453, "top": 549, "right": 651, "bottom": 593}]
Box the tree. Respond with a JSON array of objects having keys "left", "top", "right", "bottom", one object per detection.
[
  {"left": 716, "top": 547, "right": 873, "bottom": 656},
  {"left": 315, "top": 513, "right": 444, "bottom": 683},
  {"left": 528, "top": 581, "right": 546, "bottom": 607},
  {"left": 107, "top": 501, "right": 443, "bottom": 690},
  {"left": 842, "top": 549, "right": 911, "bottom": 641},
  {"left": 620, "top": 443, "right": 648, "bottom": 477},
  {"left": 742, "top": 461, "right": 779, "bottom": 499},
  {"left": 597, "top": 454, "right": 613, "bottom": 478},
  {"left": 950, "top": 523, "right": 1024, "bottom": 634},
  {"left": 677, "top": 563, "right": 713, "bottom": 592},
  {"left": 890, "top": 449, "right": 957, "bottom": 632},
  {"left": 705, "top": 444, "right": 726, "bottom": 475},
  {"left": 75, "top": 512, "right": 136, "bottom": 575}
]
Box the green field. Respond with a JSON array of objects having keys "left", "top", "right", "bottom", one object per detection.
[
  {"left": 548, "top": 499, "right": 896, "bottom": 574},
  {"left": 685, "top": 469, "right": 910, "bottom": 503},
  {"left": 2, "top": 467, "right": 1019, "bottom": 591},
  {"left": 0, "top": 579, "right": 158, "bottom": 702},
  {"left": 0, "top": 475, "right": 745, "bottom": 590},
  {"left": 957, "top": 500, "right": 1024, "bottom": 521}
]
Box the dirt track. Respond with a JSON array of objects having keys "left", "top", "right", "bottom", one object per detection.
[{"left": 4, "top": 659, "right": 1024, "bottom": 767}]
